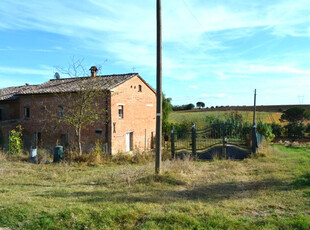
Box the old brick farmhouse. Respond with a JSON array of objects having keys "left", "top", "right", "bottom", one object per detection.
[{"left": 0, "top": 69, "right": 156, "bottom": 155}]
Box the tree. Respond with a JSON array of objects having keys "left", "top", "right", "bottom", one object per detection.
[
  {"left": 162, "top": 94, "right": 172, "bottom": 133},
  {"left": 271, "top": 122, "right": 282, "bottom": 138},
  {"left": 58, "top": 81, "right": 108, "bottom": 155},
  {"left": 48, "top": 59, "right": 109, "bottom": 155},
  {"left": 281, "top": 107, "right": 310, "bottom": 138},
  {"left": 196, "top": 101, "right": 205, "bottom": 109},
  {"left": 284, "top": 122, "right": 306, "bottom": 138},
  {"left": 187, "top": 103, "right": 195, "bottom": 110},
  {"left": 172, "top": 103, "right": 195, "bottom": 111},
  {"left": 280, "top": 107, "right": 310, "bottom": 123}
]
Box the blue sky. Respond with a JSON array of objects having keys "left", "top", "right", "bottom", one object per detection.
[{"left": 0, "top": 0, "right": 310, "bottom": 106}]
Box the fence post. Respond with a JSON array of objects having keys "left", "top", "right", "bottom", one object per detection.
[
  {"left": 8, "top": 131, "right": 10, "bottom": 158},
  {"left": 252, "top": 124, "right": 258, "bottom": 154},
  {"left": 222, "top": 123, "right": 226, "bottom": 159},
  {"left": 171, "top": 125, "right": 175, "bottom": 159},
  {"left": 192, "top": 123, "right": 196, "bottom": 159},
  {"left": 252, "top": 89, "right": 258, "bottom": 154}
]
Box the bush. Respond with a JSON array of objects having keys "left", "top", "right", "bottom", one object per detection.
[
  {"left": 241, "top": 122, "right": 252, "bottom": 144},
  {"left": 173, "top": 120, "right": 192, "bottom": 135},
  {"left": 9, "top": 125, "right": 23, "bottom": 155},
  {"left": 205, "top": 115, "right": 217, "bottom": 125},
  {"left": 284, "top": 122, "right": 306, "bottom": 138},
  {"left": 271, "top": 123, "right": 282, "bottom": 138},
  {"left": 257, "top": 121, "right": 275, "bottom": 142},
  {"left": 306, "top": 124, "right": 310, "bottom": 134}
]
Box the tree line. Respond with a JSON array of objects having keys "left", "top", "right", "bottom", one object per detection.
[{"left": 172, "top": 101, "right": 206, "bottom": 111}]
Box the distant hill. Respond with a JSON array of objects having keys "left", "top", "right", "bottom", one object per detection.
[{"left": 174, "top": 104, "right": 310, "bottom": 113}]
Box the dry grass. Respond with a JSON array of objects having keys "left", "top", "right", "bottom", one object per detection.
[
  {"left": 0, "top": 151, "right": 7, "bottom": 161},
  {"left": 0, "top": 145, "right": 309, "bottom": 229},
  {"left": 169, "top": 110, "right": 283, "bottom": 128}
]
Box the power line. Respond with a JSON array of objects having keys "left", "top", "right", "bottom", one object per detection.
[{"left": 182, "top": 0, "right": 204, "bottom": 30}]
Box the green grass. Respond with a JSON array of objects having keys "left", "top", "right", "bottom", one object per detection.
[
  {"left": 0, "top": 145, "right": 309, "bottom": 229},
  {"left": 169, "top": 111, "right": 283, "bottom": 128}
]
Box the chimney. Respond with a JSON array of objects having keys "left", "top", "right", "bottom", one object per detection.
[
  {"left": 89, "top": 66, "right": 98, "bottom": 77},
  {"left": 54, "top": 72, "right": 60, "bottom": 80}
]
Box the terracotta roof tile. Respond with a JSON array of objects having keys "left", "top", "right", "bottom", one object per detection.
[{"left": 0, "top": 73, "right": 137, "bottom": 101}]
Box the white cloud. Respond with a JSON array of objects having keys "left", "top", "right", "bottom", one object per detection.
[
  {"left": 201, "top": 93, "right": 227, "bottom": 99},
  {"left": 0, "top": 66, "right": 52, "bottom": 76},
  {"left": 1, "top": 0, "right": 310, "bottom": 105}
]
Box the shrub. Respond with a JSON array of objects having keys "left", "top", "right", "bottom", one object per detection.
[
  {"left": 284, "top": 122, "right": 306, "bottom": 138},
  {"left": 205, "top": 115, "right": 217, "bottom": 125},
  {"left": 9, "top": 125, "right": 23, "bottom": 155},
  {"left": 173, "top": 120, "right": 192, "bottom": 136},
  {"left": 257, "top": 121, "right": 275, "bottom": 142},
  {"left": 306, "top": 124, "right": 310, "bottom": 134},
  {"left": 271, "top": 122, "right": 282, "bottom": 138},
  {"left": 241, "top": 122, "right": 252, "bottom": 144}
]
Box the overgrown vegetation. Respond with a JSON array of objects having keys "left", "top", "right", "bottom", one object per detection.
[
  {"left": 44, "top": 58, "right": 109, "bottom": 155},
  {"left": 169, "top": 108, "right": 310, "bottom": 140},
  {"left": 162, "top": 94, "right": 173, "bottom": 134},
  {"left": 172, "top": 103, "right": 195, "bottom": 111},
  {"left": 0, "top": 145, "right": 309, "bottom": 229},
  {"left": 169, "top": 110, "right": 282, "bottom": 128},
  {"left": 280, "top": 107, "right": 310, "bottom": 138},
  {"left": 8, "top": 125, "right": 23, "bottom": 155}
]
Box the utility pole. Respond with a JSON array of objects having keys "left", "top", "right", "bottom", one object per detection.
[
  {"left": 252, "top": 89, "right": 257, "bottom": 154},
  {"left": 155, "top": 0, "right": 162, "bottom": 174},
  {"left": 253, "top": 89, "right": 257, "bottom": 125}
]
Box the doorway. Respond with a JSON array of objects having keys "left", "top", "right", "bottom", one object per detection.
[{"left": 126, "top": 132, "right": 133, "bottom": 152}]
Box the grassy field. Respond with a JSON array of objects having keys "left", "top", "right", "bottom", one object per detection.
[
  {"left": 0, "top": 145, "right": 309, "bottom": 229},
  {"left": 169, "top": 111, "right": 283, "bottom": 129}
]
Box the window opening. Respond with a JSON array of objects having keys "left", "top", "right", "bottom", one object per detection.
[
  {"left": 95, "top": 129, "right": 103, "bottom": 135},
  {"left": 118, "top": 105, "right": 124, "bottom": 119},
  {"left": 24, "top": 107, "right": 30, "bottom": 118},
  {"left": 58, "top": 106, "right": 64, "bottom": 118}
]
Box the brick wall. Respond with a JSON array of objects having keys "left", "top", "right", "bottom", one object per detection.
[
  {"left": 110, "top": 75, "right": 156, "bottom": 154},
  {"left": 1, "top": 76, "right": 156, "bottom": 155},
  {"left": 0, "top": 101, "right": 19, "bottom": 121},
  {"left": 0, "top": 94, "right": 109, "bottom": 152}
]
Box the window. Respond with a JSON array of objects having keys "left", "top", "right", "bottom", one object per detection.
[
  {"left": 95, "top": 129, "right": 103, "bottom": 135},
  {"left": 24, "top": 107, "right": 30, "bottom": 118},
  {"left": 0, "top": 108, "right": 2, "bottom": 121},
  {"left": 40, "top": 106, "right": 45, "bottom": 112},
  {"left": 138, "top": 85, "right": 142, "bottom": 92},
  {"left": 58, "top": 106, "right": 64, "bottom": 118},
  {"left": 118, "top": 105, "right": 124, "bottom": 119}
]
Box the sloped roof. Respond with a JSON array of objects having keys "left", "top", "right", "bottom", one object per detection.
[
  {"left": 0, "top": 73, "right": 139, "bottom": 101},
  {"left": 0, "top": 85, "right": 38, "bottom": 101}
]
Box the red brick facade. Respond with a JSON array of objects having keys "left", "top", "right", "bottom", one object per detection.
[
  {"left": 110, "top": 76, "right": 156, "bottom": 154},
  {"left": 0, "top": 74, "right": 156, "bottom": 155}
]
